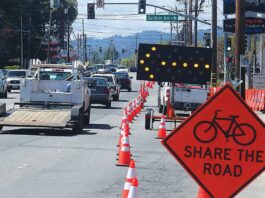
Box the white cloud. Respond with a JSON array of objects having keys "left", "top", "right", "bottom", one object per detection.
[{"left": 73, "top": 0, "right": 224, "bottom": 38}]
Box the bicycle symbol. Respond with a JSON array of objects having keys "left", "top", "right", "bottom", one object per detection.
[{"left": 193, "top": 110, "right": 256, "bottom": 146}]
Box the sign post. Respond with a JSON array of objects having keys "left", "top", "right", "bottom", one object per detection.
[{"left": 162, "top": 84, "right": 265, "bottom": 198}]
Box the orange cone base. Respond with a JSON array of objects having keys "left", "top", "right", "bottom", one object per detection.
[
  {"left": 122, "top": 190, "right": 129, "bottom": 198},
  {"left": 156, "top": 129, "right": 167, "bottom": 139}
]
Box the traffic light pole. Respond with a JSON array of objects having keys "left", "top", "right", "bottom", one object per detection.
[
  {"left": 211, "top": 0, "right": 217, "bottom": 87},
  {"left": 235, "top": 0, "right": 246, "bottom": 99},
  {"left": 100, "top": 2, "right": 222, "bottom": 29}
]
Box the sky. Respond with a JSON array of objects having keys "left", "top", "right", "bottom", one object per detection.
[{"left": 72, "top": 0, "right": 224, "bottom": 39}]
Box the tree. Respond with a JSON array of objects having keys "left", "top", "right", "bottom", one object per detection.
[
  {"left": 0, "top": 0, "right": 78, "bottom": 66},
  {"left": 104, "top": 46, "right": 120, "bottom": 62}
]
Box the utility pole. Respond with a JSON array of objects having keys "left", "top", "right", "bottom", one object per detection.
[
  {"left": 194, "top": 0, "right": 198, "bottom": 47},
  {"left": 65, "top": 8, "right": 70, "bottom": 63},
  {"left": 235, "top": 0, "right": 246, "bottom": 98},
  {"left": 77, "top": 34, "right": 80, "bottom": 58},
  {"left": 47, "top": 8, "right": 52, "bottom": 63},
  {"left": 184, "top": 0, "right": 188, "bottom": 46},
  {"left": 223, "top": 15, "right": 228, "bottom": 83},
  {"left": 26, "top": 16, "right": 32, "bottom": 69},
  {"left": 20, "top": 8, "right": 24, "bottom": 68},
  {"left": 189, "top": 0, "right": 193, "bottom": 46},
  {"left": 211, "top": 0, "right": 217, "bottom": 87},
  {"left": 82, "top": 19, "right": 85, "bottom": 64}
]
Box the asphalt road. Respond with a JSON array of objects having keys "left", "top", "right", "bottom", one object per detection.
[{"left": 0, "top": 75, "right": 264, "bottom": 198}]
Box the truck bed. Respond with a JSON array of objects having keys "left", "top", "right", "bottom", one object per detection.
[{"left": 0, "top": 109, "right": 71, "bottom": 128}]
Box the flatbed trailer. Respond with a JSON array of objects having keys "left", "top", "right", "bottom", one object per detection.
[{"left": 0, "top": 102, "right": 88, "bottom": 133}]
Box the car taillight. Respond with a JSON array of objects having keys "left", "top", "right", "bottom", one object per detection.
[{"left": 104, "top": 87, "right": 110, "bottom": 94}]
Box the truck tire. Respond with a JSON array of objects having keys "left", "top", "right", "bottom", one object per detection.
[
  {"left": 72, "top": 113, "right": 83, "bottom": 134},
  {"left": 84, "top": 105, "right": 91, "bottom": 126},
  {"left": 113, "top": 94, "right": 119, "bottom": 101},
  {"left": 105, "top": 100, "right": 111, "bottom": 109},
  {"left": 145, "top": 108, "right": 154, "bottom": 130},
  {"left": 0, "top": 125, "right": 3, "bottom": 130},
  {"left": 3, "top": 90, "right": 7, "bottom": 98}
]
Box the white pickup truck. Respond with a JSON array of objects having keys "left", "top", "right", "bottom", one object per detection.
[
  {"left": 0, "top": 62, "right": 91, "bottom": 133},
  {"left": 159, "top": 82, "right": 209, "bottom": 113}
]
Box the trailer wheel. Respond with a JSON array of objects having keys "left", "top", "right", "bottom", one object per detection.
[
  {"left": 145, "top": 108, "right": 154, "bottom": 130},
  {"left": 0, "top": 125, "right": 3, "bottom": 130}
]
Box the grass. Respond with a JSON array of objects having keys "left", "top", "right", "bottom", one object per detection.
[{"left": 3, "top": 65, "right": 21, "bottom": 70}]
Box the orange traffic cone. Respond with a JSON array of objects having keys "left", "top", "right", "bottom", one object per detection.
[
  {"left": 116, "top": 134, "right": 131, "bottom": 166},
  {"left": 117, "top": 128, "right": 126, "bottom": 147},
  {"left": 127, "top": 104, "right": 133, "bottom": 123},
  {"left": 120, "top": 109, "right": 127, "bottom": 129},
  {"left": 121, "top": 160, "right": 137, "bottom": 198},
  {"left": 156, "top": 115, "right": 167, "bottom": 139},
  {"left": 197, "top": 187, "right": 211, "bottom": 198},
  {"left": 128, "top": 178, "right": 138, "bottom": 198},
  {"left": 117, "top": 129, "right": 130, "bottom": 152}
]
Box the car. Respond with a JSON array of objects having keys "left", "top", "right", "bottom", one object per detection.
[
  {"left": 0, "top": 69, "right": 8, "bottom": 77},
  {"left": 84, "top": 66, "right": 97, "bottom": 77},
  {"left": 106, "top": 64, "right": 118, "bottom": 73},
  {"left": 95, "top": 65, "right": 106, "bottom": 73},
  {"left": 7, "top": 69, "right": 28, "bottom": 92},
  {"left": 84, "top": 77, "right": 112, "bottom": 108},
  {"left": 0, "top": 70, "right": 7, "bottom": 98},
  {"left": 116, "top": 66, "right": 129, "bottom": 72},
  {"left": 91, "top": 73, "right": 120, "bottom": 101},
  {"left": 114, "top": 72, "right": 132, "bottom": 92},
  {"left": 129, "top": 67, "right": 137, "bottom": 72}
]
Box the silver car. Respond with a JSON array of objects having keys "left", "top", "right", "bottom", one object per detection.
[{"left": 7, "top": 69, "right": 27, "bottom": 92}]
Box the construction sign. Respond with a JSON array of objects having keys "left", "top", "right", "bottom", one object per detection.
[
  {"left": 136, "top": 44, "right": 212, "bottom": 84},
  {"left": 162, "top": 84, "right": 265, "bottom": 198}
]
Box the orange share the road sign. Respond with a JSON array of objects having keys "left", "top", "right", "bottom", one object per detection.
[{"left": 162, "top": 84, "right": 265, "bottom": 198}]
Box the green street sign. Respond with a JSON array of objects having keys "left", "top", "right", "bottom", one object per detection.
[{"left": 146, "top": 15, "right": 178, "bottom": 21}]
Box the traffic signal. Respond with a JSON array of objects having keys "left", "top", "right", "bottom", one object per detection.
[
  {"left": 203, "top": 32, "right": 211, "bottom": 48},
  {"left": 122, "top": 48, "right": 125, "bottom": 53},
  {"left": 226, "top": 37, "right": 232, "bottom": 51},
  {"left": 87, "top": 3, "right": 95, "bottom": 19},
  {"left": 138, "top": 0, "right": 146, "bottom": 14},
  {"left": 99, "top": 46, "right": 102, "bottom": 53},
  {"left": 137, "top": 44, "right": 213, "bottom": 84}
]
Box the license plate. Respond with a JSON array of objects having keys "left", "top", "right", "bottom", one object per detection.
[{"left": 13, "top": 86, "right": 19, "bottom": 88}]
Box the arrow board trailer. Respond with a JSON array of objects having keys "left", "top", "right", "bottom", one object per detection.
[{"left": 0, "top": 63, "right": 91, "bottom": 133}]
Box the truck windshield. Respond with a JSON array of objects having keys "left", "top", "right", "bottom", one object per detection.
[
  {"left": 7, "top": 71, "right": 26, "bottom": 78},
  {"left": 39, "top": 71, "right": 71, "bottom": 80}
]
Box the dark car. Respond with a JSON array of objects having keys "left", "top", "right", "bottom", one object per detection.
[
  {"left": 114, "top": 72, "right": 132, "bottom": 92},
  {"left": 84, "top": 66, "right": 97, "bottom": 77},
  {"left": 84, "top": 77, "right": 112, "bottom": 108}
]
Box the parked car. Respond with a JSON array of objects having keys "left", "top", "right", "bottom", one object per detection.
[
  {"left": 129, "top": 67, "right": 137, "bottom": 72},
  {"left": 91, "top": 73, "right": 120, "bottom": 101},
  {"left": 96, "top": 65, "right": 106, "bottom": 73},
  {"left": 7, "top": 69, "right": 28, "bottom": 92},
  {"left": 106, "top": 64, "right": 118, "bottom": 73},
  {"left": 84, "top": 77, "right": 112, "bottom": 108},
  {"left": 116, "top": 66, "right": 129, "bottom": 72},
  {"left": 0, "top": 70, "right": 7, "bottom": 98},
  {"left": 84, "top": 66, "right": 97, "bottom": 77},
  {"left": 114, "top": 72, "right": 132, "bottom": 92},
  {"left": 0, "top": 69, "right": 8, "bottom": 77}
]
